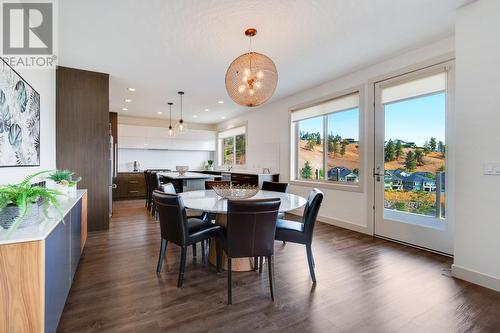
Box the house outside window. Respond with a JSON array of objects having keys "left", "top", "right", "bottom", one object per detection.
[
  {"left": 291, "top": 90, "right": 362, "bottom": 190},
  {"left": 218, "top": 126, "right": 246, "bottom": 166}
]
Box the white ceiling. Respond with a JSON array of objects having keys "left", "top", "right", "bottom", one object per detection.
[{"left": 59, "top": 0, "right": 466, "bottom": 124}]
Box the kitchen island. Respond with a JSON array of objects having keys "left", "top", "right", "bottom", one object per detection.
[
  {"left": 192, "top": 170, "right": 279, "bottom": 187},
  {"left": 158, "top": 172, "right": 218, "bottom": 192}
]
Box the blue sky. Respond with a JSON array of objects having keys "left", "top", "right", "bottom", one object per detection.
[
  {"left": 299, "top": 92, "right": 445, "bottom": 146},
  {"left": 385, "top": 92, "right": 445, "bottom": 146}
]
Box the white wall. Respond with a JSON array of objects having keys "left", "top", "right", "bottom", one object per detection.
[
  {"left": 218, "top": 37, "right": 455, "bottom": 234},
  {"left": 452, "top": 0, "right": 500, "bottom": 292},
  {"left": 118, "top": 148, "right": 213, "bottom": 172},
  {"left": 0, "top": 68, "right": 56, "bottom": 184}
]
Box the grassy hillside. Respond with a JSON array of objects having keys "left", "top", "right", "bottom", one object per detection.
[{"left": 298, "top": 140, "right": 445, "bottom": 174}]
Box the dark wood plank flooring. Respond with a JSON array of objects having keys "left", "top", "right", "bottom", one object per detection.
[{"left": 58, "top": 200, "right": 500, "bottom": 332}]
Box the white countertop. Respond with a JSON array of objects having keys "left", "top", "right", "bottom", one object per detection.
[
  {"left": 158, "top": 172, "right": 215, "bottom": 180},
  {"left": 0, "top": 190, "right": 87, "bottom": 245},
  {"left": 179, "top": 190, "right": 307, "bottom": 213},
  {"left": 196, "top": 170, "right": 279, "bottom": 176}
]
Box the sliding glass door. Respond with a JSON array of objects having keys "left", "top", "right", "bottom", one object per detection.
[{"left": 374, "top": 62, "right": 454, "bottom": 254}]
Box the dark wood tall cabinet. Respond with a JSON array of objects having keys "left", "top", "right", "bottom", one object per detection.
[{"left": 56, "top": 67, "right": 110, "bottom": 231}]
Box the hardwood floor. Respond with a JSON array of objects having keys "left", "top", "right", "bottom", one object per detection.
[{"left": 58, "top": 200, "right": 500, "bottom": 333}]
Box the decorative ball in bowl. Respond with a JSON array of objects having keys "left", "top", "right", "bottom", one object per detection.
[
  {"left": 176, "top": 166, "right": 189, "bottom": 176},
  {"left": 212, "top": 184, "right": 259, "bottom": 199}
]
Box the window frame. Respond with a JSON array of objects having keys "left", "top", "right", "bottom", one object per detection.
[
  {"left": 217, "top": 123, "right": 247, "bottom": 167},
  {"left": 290, "top": 86, "right": 365, "bottom": 192}
]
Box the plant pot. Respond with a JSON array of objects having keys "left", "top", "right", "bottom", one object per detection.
[
  {"left": 0, "top": 203, "right": 40, "bottom": 230},
  {"left": 54, "top": 182, "right": 69, "bottom": 194},
  {"left": 208, "top": 166, "right": 214, "bottom": 171}
]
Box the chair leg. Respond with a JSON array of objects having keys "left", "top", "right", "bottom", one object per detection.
[
  {"left": 268, "top": 255, "right": 275, "bottom": 301},
  {"left": 306, "top": 244, "right": 317, "bottom": 283},
  {"left": 259, "top": 256, "right": 263, "bottom": 274},
  {"left": 177, "top": 246, "right": 187, "bottom": 288},
  {"left": 282, "top": 241, "right": 286, "bottom": 246},
  {"left": 192, "top": 243, "right": 197, "bottom": 258},
  {"left": 227, "top": 257, "right": 232, "bottom": 305},
  {"left": 156, "top": 239, "right": 167, "bottom": 273},
  {"left": 254, "top": 256, "right": 259, "bottom": 271},
  {"left": 201, "top": 240, "right": 206, "bottom": 264}
]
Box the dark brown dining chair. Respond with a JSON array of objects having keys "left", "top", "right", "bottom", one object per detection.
[
  {"left": 153, "top": 190, "right": 221, "bottom": 288},
  {"left": 274, "top": 189, "right": 323, "bottom": 283},
  {"left": 205, "top": 180, "right": 231, "bottom": 189},
  {"left": 218, "top": 198, "right": 281, "bottom": 304},
  {"left": 144, "top": 170, "right": 149, "bottom": 208},
  {"left": 160, "top": 182, "right": 208, "bottom": 257},
  {"left": 261, "top": 181, "right": 289, "bottom": 193}
]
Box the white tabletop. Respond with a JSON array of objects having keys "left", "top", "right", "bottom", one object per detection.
[
  {"left": 158, "top": 172, "right": 214, "bottom": 180},
  {"left": 178, "top": 190, "right": 307, "bottom": 214}
]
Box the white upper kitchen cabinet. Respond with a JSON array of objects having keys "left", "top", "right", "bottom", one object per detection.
[{"left": 118, "top": 124, "right": 216, "bottom": 151}]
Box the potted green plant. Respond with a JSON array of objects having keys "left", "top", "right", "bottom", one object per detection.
[
  {"left": 206, "top": 160, "right": 214, "bottom": 171},
  {"left": 47, "top": 169, "right": 82, "bottom": 194},
  {"left": 0, "top": 170, "right": 61, "bottom": 231}
]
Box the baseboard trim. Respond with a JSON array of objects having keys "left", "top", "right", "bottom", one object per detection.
[
  {"left": 286, "top": 210, "right": 371, "bottom": 235},
  {"left": 317, "top": 215, "right": 371, "bottom": 235},
  {"left": 452, "top": 264, "right": 500, "bottom": 292}
]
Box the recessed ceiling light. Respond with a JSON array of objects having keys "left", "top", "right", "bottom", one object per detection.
[
  {"left": 221, "top": 116, "right": 226, "bottom": 119},
  {"left": 204, "top": 108, "right": 209, "bottom": 112},
  {"left": 218, "top": 100, "right": 224, "bottom": 104},
  {"left": 193, "top": 114, "right": 198, "bottom": 118},
  {"left": 124, "top": 98, "right": 132, "bottom": 103},
  {"left": 157, "top": 111, "right": 163, "bottom": 115},
  {"left": 127, "top": 88, "right": 136, "bottom": 92},
  {"left": 122, "top": 107, "right": 128, "bottom": 111}
]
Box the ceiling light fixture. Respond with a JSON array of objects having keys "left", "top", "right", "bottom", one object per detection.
[
  {"left": 193, "top": 115, "right": 198, "bottom": 118},
  {"left": 177, "top": 91, "right": 186, "bottom": 133},
  {"left": 157, "top": 111, "right": 163, "bottom": 115},
  {"left": 127, "top": 88, "right": 136, "bottom": 92},
  {"left": 218, "top": 100, "right": 224, "bottom": 104},
  {"left": 221, "top": 116, "right": 226, "bottom": 119},
  {"left": 168, "top": 102, "right": 174, "bottom": 137},
  {"left": 124, "top": 98, "right": 132, "bottom": 103},
  {"left": 204, "top": 108, "right": 209, "bottom": 112},
  {"left": 122, "top": 107, "right": 128, "bottom": 111},
  {"left": 225, "top": 28, "right": 278, "bottom": 107}
]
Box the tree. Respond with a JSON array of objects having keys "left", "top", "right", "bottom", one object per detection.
[
  {"left": 353, "top": 168, "right": 359, "bottom": 175},
  {"left": 300, "top": 161, "right": 313, "bottom": 179},
  {"left": 423, "top": 141, "right": 431, "bottom": 154},
  {"left": 405, "top": 150, "right": 417, "bottom": 171},
  {"left": 306, "top": 138, "right": 316, "bottom": 151},
  {"left": 437, "top": 164, "right": 445, "bottom": 172},
  {"left": 315, "top": 132, "right": 322, "bottom": 145},
  {"left": 429, "top": 137, "right": 437, "bottom": 152},
  {"left": 385, "top": 139, "right": 396, "bottom": 162},
  {"left": 414, "top": 149, "right": 425, "bottom": 166},
  {"left": 438, "top": 141, "right": 445, "bottom": 155},
  {"left": 340, "top": 139, "right": 349, "bottom": 156},
  {"left": 395, "top": 140, "right": 404, "bottom": 159}
]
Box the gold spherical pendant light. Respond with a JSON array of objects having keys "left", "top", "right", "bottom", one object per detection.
[{"left": 225, "top": 28, "right": 278, "bottom": 107}]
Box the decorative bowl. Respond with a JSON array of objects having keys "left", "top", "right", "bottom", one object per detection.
[
  {"left": 212, "top": 184, "right": 259, "bottom": 200},
  {"left": 176, "top": 165, "right": 189, "bottom": 176}
]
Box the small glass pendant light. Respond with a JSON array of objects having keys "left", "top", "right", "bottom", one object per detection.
[
  {"left": 177, "top": 91, "right": 186, "bottom": 133},
  {"left": 168, "top": 102, "right": 174, "bottom": 136}
]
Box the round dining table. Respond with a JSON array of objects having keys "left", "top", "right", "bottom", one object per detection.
[{"left": 178, "top": 189, "right": 307, "bottom": 271}]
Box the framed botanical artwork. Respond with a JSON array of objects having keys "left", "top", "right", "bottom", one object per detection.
[{"left": 0, "top": 58, "right": 40, "bottom": 167}]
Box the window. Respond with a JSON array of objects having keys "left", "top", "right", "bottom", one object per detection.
[
  {"left": 218, "top": 126, "right": 246, "bottom": 166},
  {"left": 292, "top": 91, "right": 360, "bottom": 186}
]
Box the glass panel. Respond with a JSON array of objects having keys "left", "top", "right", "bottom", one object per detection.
[
  {"left": 223, "top": 137, "right": 234, "bottom": 165},
  {"left": 383, "top": 92, "right": 446, "bottom": 219},
  {"left": 327, "top": 108, "right": 359, "bottom": 183},
  {"left": 297, "top": 116, "right": 323, "bottom": 180},
  {"left": 235, "top": 134, "right": 246, "bottom": 165}
]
